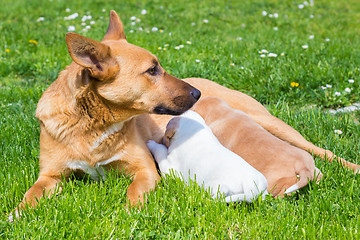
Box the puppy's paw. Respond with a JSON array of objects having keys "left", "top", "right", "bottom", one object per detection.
[
  {"left": 146, "top": 140, "right": 161, "bottom": 153},
  {"left": 8, "top": 209, "right": 20, "bottom": 223}
]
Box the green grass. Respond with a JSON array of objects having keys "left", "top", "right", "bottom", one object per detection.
[{"left": 1, "top": 0, "right": 360, "bottom": 238}]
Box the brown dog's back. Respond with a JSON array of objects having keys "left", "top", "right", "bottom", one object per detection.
[{"left": 193, "top": 97, "right": 319, "bottom": 196}]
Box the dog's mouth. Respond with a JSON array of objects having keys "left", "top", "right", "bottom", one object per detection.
[{"left": 153, "top": 105, "right": 186, "bottom": 115}]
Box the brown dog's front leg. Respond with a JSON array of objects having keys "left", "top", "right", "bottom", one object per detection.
[
  {"left": 9, "top": 174, "right": 62, "bottom": 221},
  {"left": 126, "top": 169, "right": 160, "bottom": 208}
]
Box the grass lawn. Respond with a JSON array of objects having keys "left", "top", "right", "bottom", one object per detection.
[{"left": 1, "top": 0, "right": 360, "bottom": 238}]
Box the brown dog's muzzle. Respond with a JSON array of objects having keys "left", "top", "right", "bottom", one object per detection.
[{"left": 153, "top": 74, "right": 201, "bottom": 115}]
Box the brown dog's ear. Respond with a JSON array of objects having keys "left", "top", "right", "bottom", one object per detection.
[
  {"left": 163, "top": 117, "right": 180, "bottom": 147},
  {"left": 102, "top": 10, "right": 126, "bottom": 41},
  {"left": 66, "top": 33, "right": 119, "bottom": 81}
]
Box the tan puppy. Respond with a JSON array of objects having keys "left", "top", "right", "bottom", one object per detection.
[
  {"left": 10, "top": 10, "right": 360, "bottom": 220},
  {"left": 193, "top": 97, "right": 323, "bottom": 196}
]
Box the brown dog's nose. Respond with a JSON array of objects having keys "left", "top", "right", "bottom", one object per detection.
[{"left": 191, "top": 88, "right": 201, "bottom": 100}]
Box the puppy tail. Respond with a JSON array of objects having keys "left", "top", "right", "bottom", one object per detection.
[{"left": 284, "top": 167, "right": 322, "bottom": 194}]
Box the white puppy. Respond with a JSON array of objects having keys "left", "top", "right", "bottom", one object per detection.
[{"left": 147, "top": 110, "right": 268, "bottom": 203}]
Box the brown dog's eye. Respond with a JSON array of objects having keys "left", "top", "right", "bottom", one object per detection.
[{"left": 147, "top": 66, "right": 157, "bottom": 76}]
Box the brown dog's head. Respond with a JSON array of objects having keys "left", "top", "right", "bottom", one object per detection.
[{"left": 65, "top": 10, "right": 200, "bottom": 116}]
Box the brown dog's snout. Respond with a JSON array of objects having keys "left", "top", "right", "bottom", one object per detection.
[{"left": 190, "top": 88, "right": 201, "bottom": 101}]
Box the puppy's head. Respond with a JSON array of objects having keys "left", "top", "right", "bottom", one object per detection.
[
  {"left": 163, "top": 117, "right": 180, "bottom": 148},
  {"left": 66, "top": 10, "right": 200, "bottom": 116}
]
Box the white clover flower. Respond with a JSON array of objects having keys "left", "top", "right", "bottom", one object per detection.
[
  {"left": 141, "top": 9, "right": 147, "bottom": 15},
  {"left": 37, "top": 17, "right": 45, "bottom": 22},
  {"left": 268, "top": 53, "right": 278, "bottom": 57},
  {"left": 68, "top": 25, "right": 75, "bottom": 31},
  {"left": 90, "top": 21, "right": 95, "bottom": 25},
  {"left": 136, "top": 18, "right": 141, "bottom": 23},
  {"left": 273, "top": 13, "right": 279, "bottom": 18},
  {"left": 130, "top": 16, "right": 136, "bottom": 21},
  {"left": 81, "top": 22, "right": 86, "bottom": 26},
  {"left": 179, "top": 45, "right": 184, "bottom": 48},
  {"left": 260, "top": 54, "right": 266, "bottom": 58},
  {"left": 298, "top": 4, "right": 304, "bottom": 9},
  {"left": 186, "top": 41, "right": 191, "bottom": 44},
  {"left": 326, "top": 84, "right": 332, "bottom": 88},
  {"left": 334, "top": 129, "right": 343, "bottom": 135},
  {"left": 66, "top": 8, "right": 71, "bottom": 12},
  {"left": 262, "top": 11, "right": 267, "bottom": 16},
  {"left": 175, "top": 46, "right": 180, "bottom": 50},
  {"left": 65, "top": 13, "right": 79, "bottom": 20},
  {"left": 334, "top": 91, "right": 341, "bottom": 96},
  {"left": 203, "top": 19, "right": 209, "bottom": 23},
  {"left": 195, "top": 59, "right": 200, "bottom": 62},
  {"left": 345, "top": 88, "right": 351, "bottom": 93},
  {"left": 302, "top": 45, "right": 308, "bottom": 49},
  {"left": 348, "top": 79, "right": 355, "bottom": 83},
  {"left": 309, "top": 35, "right": 314, "bottom": 39},
  {"left": 261, "top": 49, "right": 268, "bottom": 54},
  {"left": 85, "top": 25, "right": 91, "bottom": 30},
  {"left": 273, "top": 27, "right": 278, "bottom": 31},
  {"left": 152, "top": 27, "right": 158, "bottom": 32}
]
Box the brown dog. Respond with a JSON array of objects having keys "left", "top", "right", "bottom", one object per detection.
[
  {"left": 193, "top": 97, "right": 322, "bottom": 196},
  {"left": 10, "top": 10, "right": 360, "bottom": 219}
]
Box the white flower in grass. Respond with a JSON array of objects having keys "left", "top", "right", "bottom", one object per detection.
[
  {"left": 66, "top": 8, "right": 71, "bottom": 13},
  {"left": 310, "top": 14, "right": 314, "bottom": 18},
  {"left": 298, "top": 4, "right": 304, "bottom": 9},
  {"left": 326, "top": 84, "right": 332, "bottom": 88},
  {"left": 186, "top": 41, "right": 192, "bottom": 45},
  {"left": 334, "top": 129, "right": 343, "bottom": 135},
  {"left": 65, "top": 13, "right": 79, "bottom": 20},
  {"left": 175, "top": 46, "right": 180, "bottom": 50},
  {"left": 260, "top": 54, "right": 266, "bottom": 58},
  {"left": 179, "top": 45, "right": 184, "bottom": 48},
  {"left": 102, "top": 9, "right": 106, "bottom": 12},
  {"left": 309, "top": 35, "right": 314, "bottom": 39},
  {"left": 68, "top": 25, "right": 75, "bottom": 31},
  {"left": 273, "top": 27, "right": 278, "bottom": 31},
  {"left": 281, "top": 52, "right": 285, "bottom": 56},
  {"left": 230, "top": 63, "right": 235, "bottom": 66},
  {"left": 203, "top": 19, "right": 209, "bottom": 23},
  {"left": 273, "top": 13, "right": 279, "bottom": 18},
  {"left": 302, "top": 45, "right": 308, "bottom": 49},
  {"left": 240, "top": 66, "right": 245, "bottom": 69},
  {"left": 130, "top": 16, "right": 136, "bottom": 21},
  {"left": 129, "top": 30, "right": 134, "bottom": 33},
  {"left": 321, "top": 86, "right": 326, "bottom": 90},
  {"left": 136, "top": 18, "right": 141, "bottom": 23},
  {"left": 348, "top": 79, "right": 354, "bottom": 83},
  {"left": 345, "top": 88, "right": 351, "bottom": 93},
  {"left": 130, "top": 22, "right": 136, "bottom": 26},
  {"left": 152, "top": 27, "right": 158, "bottom": 32},
  {"left": 141, "top": 9, "right": 147, "bottom": 15},
  {"left": 237, "top": 37, "right": 243, "bottom": 41},
  {"left": 334, "top": 91, "right": 341, "bottom": 96},
  {"left": 138, "top": 27, "right": 143, "bottom": 31},
  {"left": 90, "top": 21, "right": 95, "bottom": 25},
  {"left": 303, "top": 1, "right": 309, "bottom": 6},
  {"left": 81, "top": 22, "right": 86, "bottom": 26},
  {"left": 195, "top": 59, "right": 200, "bottom": 63},
  {"left": 262, "top": 11, "right": 267, "bottom": 16},
  {"left": 268, "top": 53, "right": 278, "bottom": 57},
  {"left": 269, "top": 14, "right": 273, "bottom": 18},
  {"left": 325, "top": 38, "right": 330, "bottom": 42},
  {"left": 191, "top": 22, "right": 196, "bottom": 26},
  {"left": 85, "top": 25, "right": 91, "bottom": 30},
  {"left": 260, "top": 49, "right": 268, "bottom": 54},
  {"left": 37, "top": 17, "right": 45, "bottom": 22}
]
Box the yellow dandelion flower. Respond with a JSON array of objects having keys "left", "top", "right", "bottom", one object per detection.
[
  {"left": 5, "top": 48, "right": 10, "bottom": 53},
  {"left": 29, "top": 40, "right": 38, "bottom": 45},
  {"left": 290, "top": 82, "right": 299, "bottom": 87},
  {"left": 160, "top": 209, "right": 164, "bottom": 214}
]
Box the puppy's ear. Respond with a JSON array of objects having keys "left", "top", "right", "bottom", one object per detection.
[
  {"left": 66, "top": 33, "right": 119, "bottom": 81},
  {"left": 163, "top": 117, "right": 180, "bottom": 148},
  {"left": 102, "top": 10, "right": 126, "bottom": 41}
]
